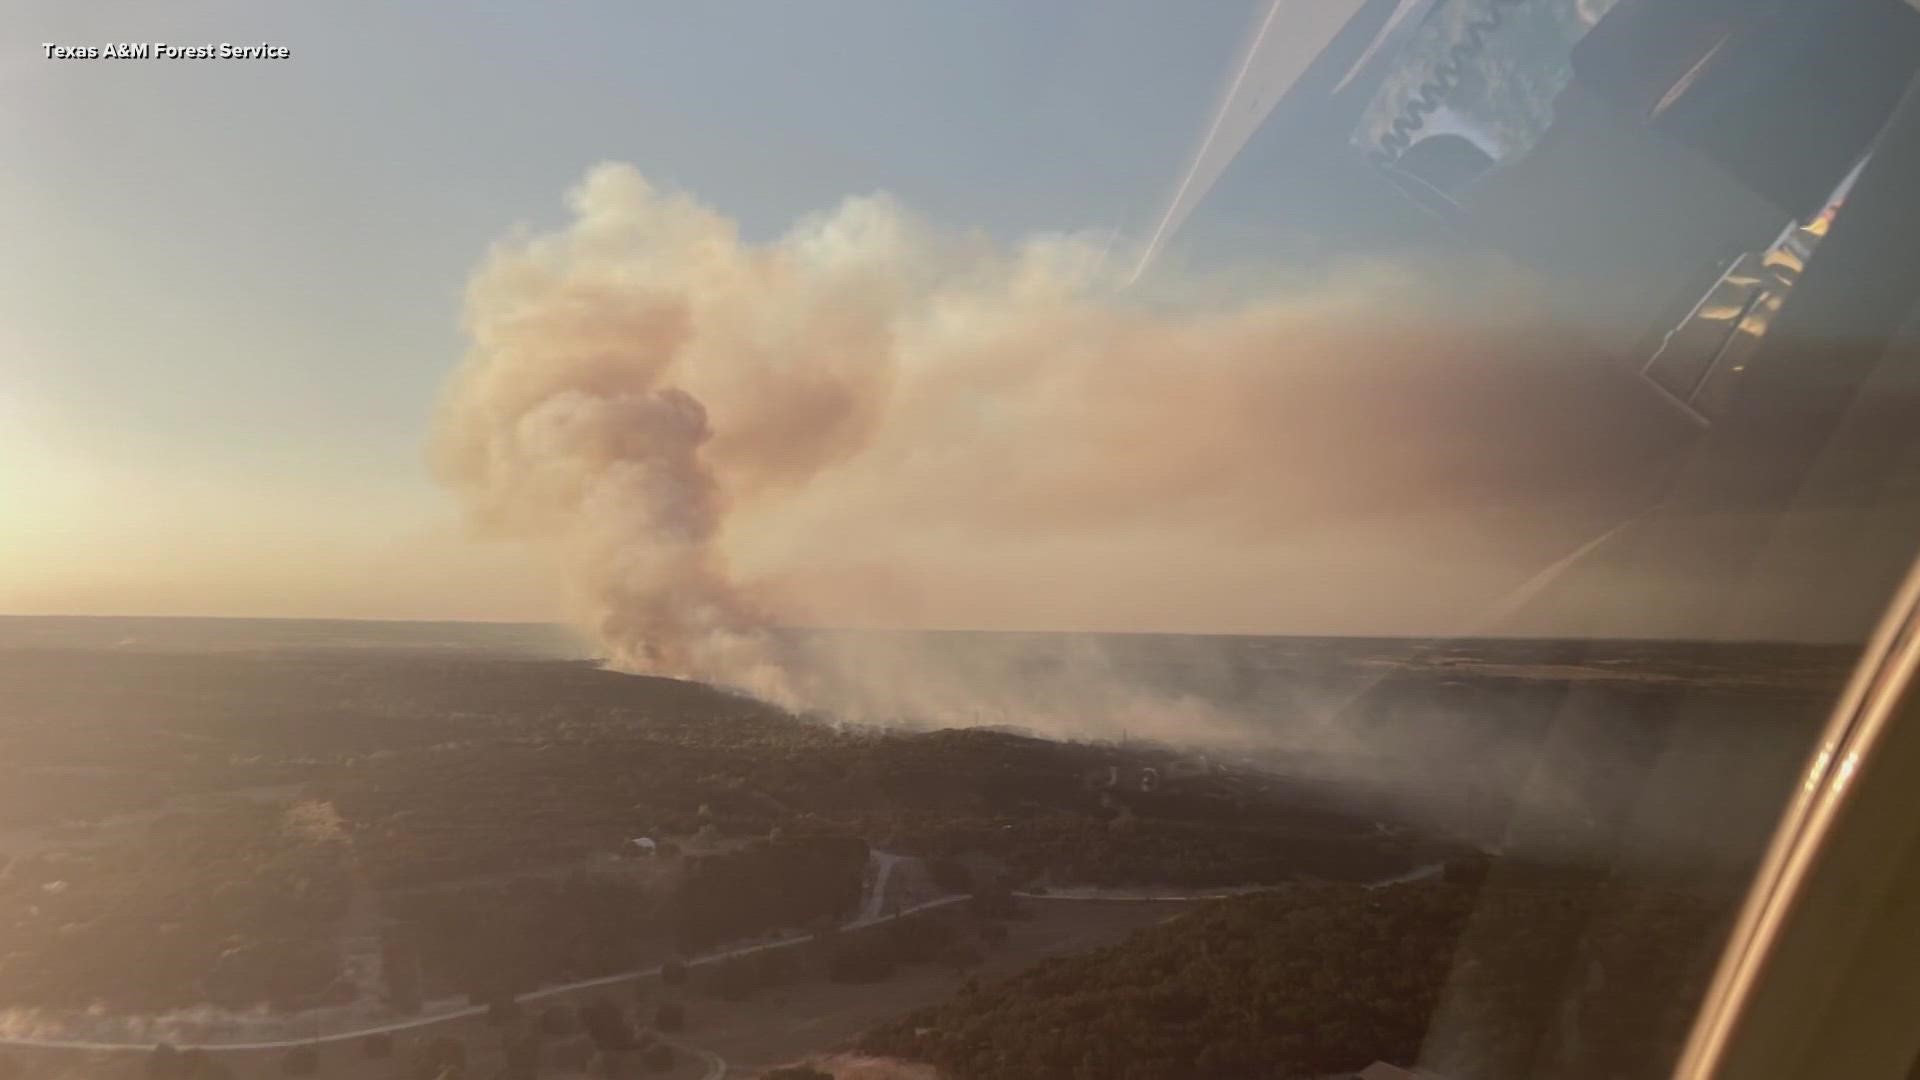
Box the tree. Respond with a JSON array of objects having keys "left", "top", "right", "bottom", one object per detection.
[
  {"left": 708, "top": 957, "right": 754, "bottom": 1001},
  {"left": 410, "top": 1036, "right": 465, "bottom": 1080},
  {"left": 927, "top": 857, "right": 973, "bottom": 894},
  {"left": 540, "top": 1003, "right": 581, "bottom": 1038},
  {"left": 549, "top": 1037, "right": 593, "bottom": 1071},
  {"left": 176, "top": 1049, "right": 234, "bottom": 1080},
  {"left": 641, "top": 1042, "right": 676, "bottom": 1073},
  {"left": 382, "top": 935, "right": 423, "bottom": 1015},
  {"left": 827, "top": 940, "right": 894, "bottom": 984},
  {"left": 485, "top": 994, "right": 522, "bottom": 1028},
  {"left": 280, "top": 1045, "right": 319, "bottom": 1076},
  {"left": 887, "top": 916, "right": 957, "bottom": 963},
  {"left": 652, "top": 1001, "right": 685, "bottom": 1033},
  {"left": 580, "top": 995, "right": 636, "bottom": 1051},
  {"left": 752, "top": 945, "right": 799, "bottom": 988},
  {"left": 764, "top": 1066, "right": 832, "bottom": 1080},
  {"left": 855, "top": 879, "right": 1724, "bottom": 1080},
  {"left": 502, "top": 1033, "right": 539, "bottom": 1080},
  {"left": 968, "top": 880, "right": 1018, "bottom": 919},
  {"left": 941, "top": 939, "right": 986, "bottom": 976},
  {"left": 147, "top": 1043, "right": 183, "bottom": 1080},
  {"left": 1443, "top": 854, "right": 1493, "bottom": 889}
]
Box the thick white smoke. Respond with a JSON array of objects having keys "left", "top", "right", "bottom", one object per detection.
[{"left": 433, "top": 164, "right": 1675, "bottom": 737}]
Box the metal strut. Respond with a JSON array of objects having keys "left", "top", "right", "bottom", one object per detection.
[{"left": 1371, "top": 0, "right": 1527, "bottom": 166}]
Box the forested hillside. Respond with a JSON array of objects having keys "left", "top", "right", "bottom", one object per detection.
[{"left": 864, "top": 870, "right": 1723, "bottom": 1080}]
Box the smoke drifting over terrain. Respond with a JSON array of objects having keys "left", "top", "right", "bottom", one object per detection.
[{"left": 433, "top": 164, "right": 1678, "bottom": 733}]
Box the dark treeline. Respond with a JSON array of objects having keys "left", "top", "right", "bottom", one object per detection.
[
  {"left": 386, "top": 871, "right": 666, "bottom": 1001},
  {"left": 669, "top": 833, "right": 869, "bottom": 949},
  {"left": 898, "top": 813, "right": 1418, "bottom": 888},
  {"left": 864, "top": 869, "right": 1724, "bottom": 1080},
  {"left": 385, "top": 834, "right": 868, "bottom": 999},
  {"left": 5, "top": 638, "right": 1809, "bottom": 1013},
  {"left": 0, "top": 803, "right": 350, "bottom": 1012}
]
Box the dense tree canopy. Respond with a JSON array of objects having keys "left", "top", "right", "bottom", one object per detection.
[{"left": 865, "top": 874, "right": 1724, "bottom": 1080}]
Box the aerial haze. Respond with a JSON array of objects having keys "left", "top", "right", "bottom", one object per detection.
[
  {"left": 8, "top": 0, "right": 1690, "bottom": 651},
  {"left": 431, "top": 162, "right": 1696, "bottom": 713},
  {"left": 8, "top": 4, "right": 1920, "bottom": 1079}
]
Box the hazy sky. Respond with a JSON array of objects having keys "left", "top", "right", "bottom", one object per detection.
[
  {"left": 18, "top": 1, "right": 1835, "bottom": 645},
  {"left": 4, "top": 1, "right": 1279, "bottom": 620}
]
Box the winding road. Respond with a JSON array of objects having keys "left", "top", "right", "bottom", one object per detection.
[
  {"left": 666, "top": 1038, "right": 727, "bottom": 1080},
  {"left": 0, "top": 849, "right": 933, "bottom": 1076},
  {"left": 0, "top": 850, "right": 1441, "bottom": 1076},
  {"left": 852, "top": 849, "right": 902, "bottom": 926}
]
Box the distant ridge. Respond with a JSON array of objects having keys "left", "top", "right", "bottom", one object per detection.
[{"left": 0, "top": 614, "right": 590, "bottom": 659}]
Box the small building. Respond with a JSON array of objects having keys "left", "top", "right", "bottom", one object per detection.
[{"left": 624, "top": 837, "right": 657, "bottom": 857}]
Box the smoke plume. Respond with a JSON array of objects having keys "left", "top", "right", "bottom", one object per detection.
[{"left": 433, "top": 164, "right": 1680, "bottom": 735}]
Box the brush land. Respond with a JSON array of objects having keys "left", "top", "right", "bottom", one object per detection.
[{"left": 0, "top": 619, "right": 1852, "bottom": 1079}]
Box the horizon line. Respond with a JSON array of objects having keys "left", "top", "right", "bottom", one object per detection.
[{"left": 0, "top": 611, "right": 1866, "bottom": 647}]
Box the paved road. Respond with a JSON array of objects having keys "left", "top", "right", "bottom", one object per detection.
[
  {"left": 851, "top": 850, "right": 902, "bottom": 926},
  {"left": 662, "top": 1036, "right": 727, "bottom": 1080},
  {"left": 0, "top": 854, "right": 957, "bottom": 1058},
  {"left": 0, "top": 853, "right": 1431, "bottom": 1062},
  {"left": 1014, "top": 862, "right": 1443, "bottom": 902}
]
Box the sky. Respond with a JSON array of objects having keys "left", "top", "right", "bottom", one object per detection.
[
  {"left": 2, "top": 0, "right": 1277, "bottom": 621},
  {"left": 10, "top": 1, "right": 1889, "bottom": 644}
]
